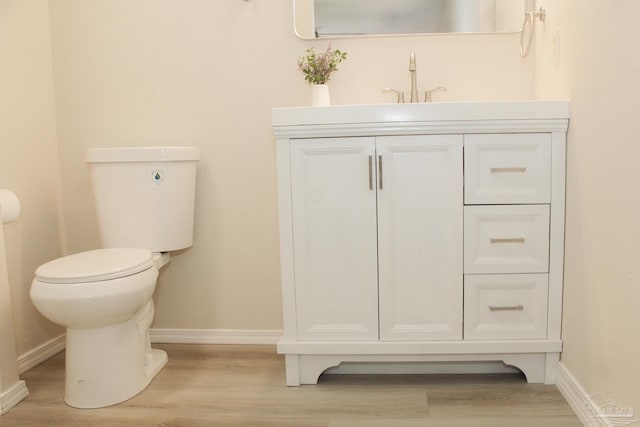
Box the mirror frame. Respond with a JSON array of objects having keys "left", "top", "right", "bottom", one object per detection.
[{"left": 294, "top": 0, "right": 532, "bottom": 40}]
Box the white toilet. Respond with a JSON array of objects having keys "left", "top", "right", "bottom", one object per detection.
[{"left": 30, "top": 146, "right": 198, "bottom": 409}]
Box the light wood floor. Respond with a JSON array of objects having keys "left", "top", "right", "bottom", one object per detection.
[{"left": 1, "top": 344, "right": 581, "bottom": 426}]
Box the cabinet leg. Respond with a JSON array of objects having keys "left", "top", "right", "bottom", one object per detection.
[
  {"left": 284, "top": 354, "right": 300, "bottom": 386},
  {"left": 284, "top": 355, "right": 344, "bottom": 386},
  {"left": 502, "top": 354, "right": 546, "bottom": 383},
  {"left": 544, "top": 353, "right": 560, "bottom": 385},
  {"left": 298, "top": 356, "right": 343, "bottom": 385}
]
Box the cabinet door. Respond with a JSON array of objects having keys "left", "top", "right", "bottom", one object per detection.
[
  {"left": 290, "top": 138, "right": 379, "bottom": 340},
  {"left": 377, "top": 135, "right": 464, "bottom": 340}
]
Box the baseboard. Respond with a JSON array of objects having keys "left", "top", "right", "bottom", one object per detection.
[
  {"left": 14, "top": 330, "right": 281, "bottom": 374},
  {"left": 556, "top": 362, "right": 592, "bottom": 425},
  {"left": 150, "top": 329, "right": 283, "bottom": 345},
  {"left": 13, "top": 330, "right": 281, "bottom": 374},
  {"left": 17, "top": 334, "right": 65, "bottom": 374},
  {"left": 0, "top": 380, "right": 29, "bottom": 415},
  {"left": 555, "top": 361, "right": 640, "bottom": 427}
]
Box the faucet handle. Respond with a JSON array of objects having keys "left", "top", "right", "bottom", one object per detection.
[
  {"left": 424, "top": 87, "right": 447, "bottom": 102},
  {"left": 383, "top": 88, "right": 405, "bottom": 104}
]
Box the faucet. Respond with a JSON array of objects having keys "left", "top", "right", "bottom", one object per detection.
[
  {"left": 409, "top": 52, "right": 419, "bottom": 103},
  {"left": 383, "top": 52, "right": 447, "bottom": 103}
]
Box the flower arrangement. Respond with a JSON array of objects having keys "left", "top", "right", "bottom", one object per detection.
[{"left": 298, "top": 44, "right": 348, "bottom": 85}]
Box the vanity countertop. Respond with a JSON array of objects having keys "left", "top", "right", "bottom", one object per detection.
[{"left": 272, "top": 101, "right": 570, "bottom": 128}]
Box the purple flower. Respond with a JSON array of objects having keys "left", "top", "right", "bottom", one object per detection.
[{"left": 298, "top": 44, "right": 348, "bottom": 85}]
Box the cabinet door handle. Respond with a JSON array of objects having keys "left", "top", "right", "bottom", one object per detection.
[
  {"left": 378, "top": 155, "right": 383, "bottom": 190},
  {"left": 489, "top": 304, "right": 524, "bottom": 312},
  {"left": 490, "top": 237, "right": 526, "bottom": 244},
  {"left": 490, "top": 167, "right": 527, "bottom": 173},
  {"left": 368, "top": 155, "right": 373, "bottom": 190}
]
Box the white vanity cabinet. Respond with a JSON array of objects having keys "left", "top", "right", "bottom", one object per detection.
[{"left": 273, "top": 102, "right": 569, "bottom": 387}]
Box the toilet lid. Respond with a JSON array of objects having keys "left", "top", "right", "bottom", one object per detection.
[{"left": 35, "top": 248, "right": 154, "bottom": 284}]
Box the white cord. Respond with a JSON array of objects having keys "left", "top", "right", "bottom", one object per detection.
[
  {"left": 520, "top": 12, "right": 534, "bottom": 58},
  {"left": 520, "top": 8, "right": 546, "bottom": 59}
]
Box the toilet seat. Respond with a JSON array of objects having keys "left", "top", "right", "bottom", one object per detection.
[{"left": 35, "top": 248, "right": 154, "bottom": 284}]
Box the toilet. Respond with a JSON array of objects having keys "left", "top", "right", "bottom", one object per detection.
[{"left": 30, "top": 146, "right": 198, "bottom": 409}]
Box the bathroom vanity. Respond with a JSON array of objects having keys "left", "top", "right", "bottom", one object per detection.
[{"left": 272, "top": 101, "right": 570, "bottom": 386}]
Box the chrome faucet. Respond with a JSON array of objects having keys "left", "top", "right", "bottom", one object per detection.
[
  {"left": 409, "top": 52, "right": 419, "bottom": 103},
  {"left": 383, "top": 51, "right": 447, "bottom": 103}
]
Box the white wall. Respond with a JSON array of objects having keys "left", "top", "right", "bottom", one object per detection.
[
  {"left": 47, "top": 0, "right": 533, "bottom": 332},
  {"left": 0, "top": 0, "right": 65, "bottom": 358},
  {"left": 535, "top": 0, "right": 640, "bottom": 414}
]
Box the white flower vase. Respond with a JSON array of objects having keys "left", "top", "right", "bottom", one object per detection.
[{"left": 311, "top": 84, "right": 330, "bottom": 106}]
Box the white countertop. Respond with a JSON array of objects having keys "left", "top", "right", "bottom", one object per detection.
[{"left": 272, "top": 101, "right": 570, "bottom": 127}]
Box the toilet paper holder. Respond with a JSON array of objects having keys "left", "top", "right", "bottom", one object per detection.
[{"left": 0, "top": 189, "right": 20, "bottom": 225}]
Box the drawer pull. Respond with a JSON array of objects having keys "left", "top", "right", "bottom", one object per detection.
[
  {"left": 489, "top": 304, "right": 524, "bottom": 312},
  {"left": 490, "top": 167, "right": 527, "bottom": 173},
  {"left": 490, "top": 237, "right": 526, "bottom": 244}
]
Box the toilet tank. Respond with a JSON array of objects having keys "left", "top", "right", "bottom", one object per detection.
[{"left": 86, "top": 146, "right": 199, "bottom": 252}]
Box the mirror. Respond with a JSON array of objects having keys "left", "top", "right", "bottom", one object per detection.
[{"left": 294, "top": 0, "right": 526, "bottom": 39}]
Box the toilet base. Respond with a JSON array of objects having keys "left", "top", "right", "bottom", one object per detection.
[{"left": 64, "top": 301, "right": 166, "bottom": 409}]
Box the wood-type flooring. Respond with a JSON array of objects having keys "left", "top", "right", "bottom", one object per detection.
[{"left": 0, "top": 344, "right": 582, "bottom": 426}]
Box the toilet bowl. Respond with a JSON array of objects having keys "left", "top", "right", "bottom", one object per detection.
[
  {"left": 29, "top": 146, "right": 198, "bottom": 408},
  {"left": 31, "top": 248, "right": 169, "bottom": 408}
]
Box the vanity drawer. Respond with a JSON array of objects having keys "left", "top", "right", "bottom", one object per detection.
[
  {"left": 464, "top": 205, "right": 550, "bottom": 274},
  {"left": 464, "top": 274, "right": 548, "bottom": 340},
  {"left": 464, "top": 134, "right": 551, "bottom": 205}
]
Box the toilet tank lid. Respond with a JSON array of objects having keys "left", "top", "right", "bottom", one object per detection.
[
  {"left": 35, "top": 248, "right": 155, "bottom": 284},
  {"left": 86, "top": 146, "right": 199, "bottom": 163}
]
